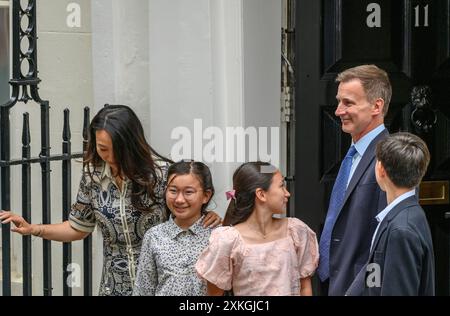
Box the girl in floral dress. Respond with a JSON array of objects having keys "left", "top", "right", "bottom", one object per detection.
[{"left": 134, "top": 160, "right": 216, "bottom": 296}]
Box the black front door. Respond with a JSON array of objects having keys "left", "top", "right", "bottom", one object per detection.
[{"left": 295, "top": 0, "right": 450, "bottom": 295}]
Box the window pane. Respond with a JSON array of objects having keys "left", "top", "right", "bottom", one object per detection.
[{"left": 0, "top": 7, "right": 10, "bottom": 103}]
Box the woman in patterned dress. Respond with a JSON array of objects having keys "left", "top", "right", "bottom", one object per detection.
[{"left": 1, "top": 105, "right": 221, "bottom": 296}]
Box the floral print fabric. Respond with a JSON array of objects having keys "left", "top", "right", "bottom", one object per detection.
[{"left": 69, "top": 161, "right": 168, "bottom": 296}]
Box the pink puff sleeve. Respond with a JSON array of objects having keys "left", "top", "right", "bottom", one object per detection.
[
  {"left": 195, "top": 226, "right": 240, "bottom": 291},
  {"left": 289, "top": 218, "right": 319, "bottom": 278}
]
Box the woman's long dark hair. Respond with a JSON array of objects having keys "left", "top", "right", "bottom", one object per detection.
[
  {"left": 84, "top": 104, "right": 172, "bottom": 212},
  {"left": 165, "top": 160, "right": 215, "bottom": 218},
  {"left": 223, "top": 162, "right": 277, "bottom": 226}
]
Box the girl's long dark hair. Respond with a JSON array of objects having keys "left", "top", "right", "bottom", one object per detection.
[
  {"left": 165, "top": 160, "right": 215, "bottom": 218},
  {"left": 223, "top": 162, "right": 276, "bottom": 226},
  {"left": 84, "top": 104, "right": 172, "bottom": 212}
]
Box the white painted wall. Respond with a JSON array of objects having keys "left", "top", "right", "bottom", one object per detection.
[
  {"left": 243, "top": 0, "right": 282, "bottom": 169},
  {"left": 243, "top": 0, "right": 281, "bottom": 130},
  {"left": 145, "top": 0, "right": 281, "bottom": 215},
  {"left": 1, "top": 0, "right": 94, "bottom": 296},
  {"left": 91, "top": 0, "right": 151, "bottom": 125},
  {"left": 92, "top": 0, "right": 283, "bottom": 280},
  {"left": 147, "top": 0, "right": 246, "bottom": 216},
  {"left": 2, "top": 0, "right": 282, "bottom": 295}
]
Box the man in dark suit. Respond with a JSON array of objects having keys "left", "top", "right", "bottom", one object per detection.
[
  {"left": 346, "top": 132, "right": 435, "bottom": 295},
  {"left": 317, "top": 65, "right": 391, "bottom": 295}
]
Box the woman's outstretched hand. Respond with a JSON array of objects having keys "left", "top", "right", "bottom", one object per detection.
[
  {"left": 202, "top": 211, "right": 222, "bottom": 228},
  {"left": 0, "top": 210, "right": 37, "bottom": 236}
]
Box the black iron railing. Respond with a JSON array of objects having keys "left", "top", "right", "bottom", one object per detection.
[{"left": 0, "top": 0, "right": 93, "bottom": 296}]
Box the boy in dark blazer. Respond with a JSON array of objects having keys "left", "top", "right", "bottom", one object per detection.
[{"left": 346, "top": 132, "right": 435, "bottom": 295}]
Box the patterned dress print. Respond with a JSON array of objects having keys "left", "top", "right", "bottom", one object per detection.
[
  {"left": 69, "top": 161, "right": 169, "bottom": 296},
  {"left": 133, "top": 215, "right": 213, "bottom": 296}
]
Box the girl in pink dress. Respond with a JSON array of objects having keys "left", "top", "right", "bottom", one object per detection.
[{"left": 196, "top": 162, "right": 319, "bottom": 296}]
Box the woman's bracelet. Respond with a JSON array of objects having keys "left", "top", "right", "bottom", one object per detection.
[
  {"left": 38, "top": 225, "right": 44, "bottom": 237},
  {"left": 33, "top": 224, "right": 44, "bottom": 237}
]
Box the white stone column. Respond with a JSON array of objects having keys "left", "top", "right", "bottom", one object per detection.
[
  {"left": 91, "top": 0, "right": 150, "bottom": 128},
  {"left": 209, "top": 0, "right": 245, "bottom": 215}
]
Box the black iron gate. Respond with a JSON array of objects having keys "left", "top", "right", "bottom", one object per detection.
[{"left": 1, "top": 0, "right": 93, "bottom": 296}]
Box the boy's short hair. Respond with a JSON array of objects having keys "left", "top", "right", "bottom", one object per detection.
[{"left": 376, "top": 132, "right": 430, "bottom": 188}]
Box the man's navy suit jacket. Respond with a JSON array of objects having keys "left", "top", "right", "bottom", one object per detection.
[{"left": 327, "top": 129, "right": 388, "bottom": 296}]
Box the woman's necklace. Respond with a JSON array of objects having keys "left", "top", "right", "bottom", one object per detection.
[{"left": 248, "top": 224, "right": 275, "bottom": 239}]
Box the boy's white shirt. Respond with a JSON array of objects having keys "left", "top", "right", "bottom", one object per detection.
[{"left": 370, "top": 189, "right": 416, "bottom": 251}]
